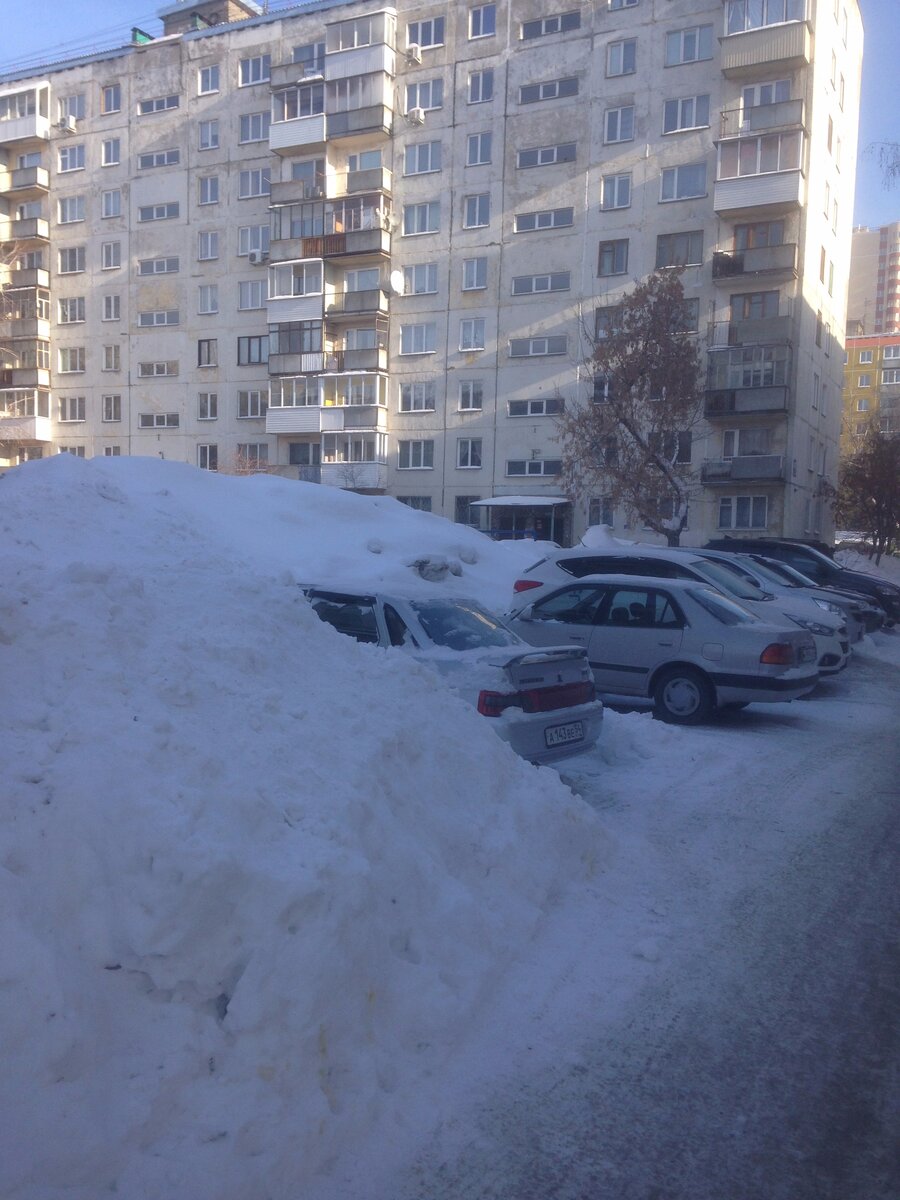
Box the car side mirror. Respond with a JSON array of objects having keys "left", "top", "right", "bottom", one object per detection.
[{"left": 516, "top": 604, "right": 534, "bottom": 620}]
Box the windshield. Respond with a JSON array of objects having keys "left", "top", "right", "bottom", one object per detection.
[
  {"left": 688, "top": 587, "right": 757, "bottom": 625},
  {"left": 688, "top": 558, "right": 765, "bottom": 601},
  {"left": 738, "top": 556, "right": 797, "bottom": 587},
  {"left": 409, "top": 599, "right": 519, "bottom": 650},
  {"left": 766, "top": 560, "right": 819, "bottom": 587}
]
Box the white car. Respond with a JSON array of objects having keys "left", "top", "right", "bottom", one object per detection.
[
  {"left": 506, "top": 574, "right": 819, "bottom": 723},
  {"left": 510, "top": 544, "right": 850, "bottom": 675},
  {"left": 302, "top": 587, "right": 604, "bottom": 764}
]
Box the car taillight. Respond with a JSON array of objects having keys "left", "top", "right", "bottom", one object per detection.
[
  {"left": 520, "top": 680, "right": 596, "bottom": 713},
  {"left": 513, "top": 579, "right": 543, "bottom": 593},
  {"left": 477, "top": 690, "right": 523, "bottom": 717},
  {"left": 760, "top": 642, "right": 795, "bottom": 665}
]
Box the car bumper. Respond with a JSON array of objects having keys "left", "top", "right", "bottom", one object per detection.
[
  {"left": 499, "top": 699, "right": 605, "bottom": 765},
  {"left": 711, "top": 669, "right": 820, "bottom": 706}
]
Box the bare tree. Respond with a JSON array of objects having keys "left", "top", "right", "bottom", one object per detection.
[
  {"left": 558, "top": 269, "right": 704, "bottom": 546},
  {"left": 834, "top": 423, "right": 900, "bottom": 564},
  {"left": 870, "top": 141, "right": 900, "bottom": 189}
]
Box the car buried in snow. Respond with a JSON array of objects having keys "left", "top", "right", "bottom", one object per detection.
[{"left": 301, "top": 587, "right": 604, "bottom": 765}]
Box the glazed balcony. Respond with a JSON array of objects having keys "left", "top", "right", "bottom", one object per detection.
[
  {"left": 714, "top": 169, "right": 803, "bottom": 216},
  {"left": 266, "top": 402, "right": 387, "bottom": 435},
  {"left": 326, "top": 104, "right": 392, "bottom": 140},
  {"left": 324, "top": 42, "right": 395, "bottom": 81},
  {"left": 320, "top": 460, "right": 387, "bottom": 490},
  {"left": 0, "top": 365, "right": 50, "bottom": 388},
  {"left": 0, "top": 111, "right": 51, "bottom": 145},
  {"left": 701, "top": 455, "right": 786, "bottom": 484},
  {"left": 718, "top": 99, "right": 804, "bottom": 139},
  {"left": 712, "top": 243, "right": 798, "bottom": 283},
  {"left": 0, "top": 388, "right": 51, "bottom": 441},
  {"left": 0, "top": 316, "right": 50, "bottom": 340},
  {"left": 270, "top": 112, "right": 326, "bottom": 155},
  {"left": 721, "top": 18, "right": 811, "bottom": 79},
  {"left": 704, "top": 386, "right": 790, "bottom": 419}
]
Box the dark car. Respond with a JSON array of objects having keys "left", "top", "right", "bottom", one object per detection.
[{"left": 703, "top": 538, "right": 900, "bottom": 624}]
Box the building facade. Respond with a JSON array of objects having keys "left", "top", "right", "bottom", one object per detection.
[
  {"left": 842, "top": 332, "right": 900, "bottom": 450},
  {"left": 0, "top": 0, "right": 862, "bottom": 545},
  {"left": 846, "top": 221, "right": 900, "bottom": 336}
]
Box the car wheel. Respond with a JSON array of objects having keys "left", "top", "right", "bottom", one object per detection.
[{"left": 653, "top": 667, "right": 715, "bottom": 724}]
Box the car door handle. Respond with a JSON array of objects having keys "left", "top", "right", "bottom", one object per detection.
[
  {"left": 657, "top": 639, "right": 676, "bottom": 646},
  {"left": 567, "top": 633, "right": 588, "bottom": 642}
]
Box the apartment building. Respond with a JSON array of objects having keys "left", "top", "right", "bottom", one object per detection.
[
  {"left": 846, "top": 221, "right": 900, "bottom": 335},
  {"left": 842, "top": 331, "right": 900, "bottom": 450},
  {"left": 0, "top": 0, "right": 862, "bottom": 545}
]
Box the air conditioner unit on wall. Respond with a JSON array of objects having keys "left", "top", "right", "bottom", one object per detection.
[
  {"left": 58, "top": 114, "right": 77, "bottom": 134},
  {"left": 248, "top": 250, "right": 269, "bottom": 265},
  {"left": 407, "top": 106, "right": 425, "bottom": 126},
  {"left": 406, "top": 43, "right": 422, "bottom": 64}
]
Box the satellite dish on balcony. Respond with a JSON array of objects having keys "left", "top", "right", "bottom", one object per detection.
[{"left": 389, "top": 269, "right": 405, "bottom": 295}]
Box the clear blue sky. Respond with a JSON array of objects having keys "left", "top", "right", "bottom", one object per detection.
[{"left": 1, "top": 0, "right": 897, "bottom": 227}]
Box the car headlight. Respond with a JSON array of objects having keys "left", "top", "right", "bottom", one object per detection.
[
  {"left": 788, "top": 615, "right": 836, "bottom": 637},
  {"left": 812, "top": 598, "right": 843, "bottom": 615},
  {"left": 875, "top": 584, "right": 899, "bottom": 598}
]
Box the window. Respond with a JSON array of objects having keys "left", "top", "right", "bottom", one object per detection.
[
  {"left": 661, "top": 163, "right": 707, "bottom": 200},
  {"left": 467, "top": 132, "right": 492, "bottom": 166},
  {"left": 239, "top": 55, "right": 271, "bottom": 86},
  {"left": 102, "top": 295, "right": 120, "bottom": 321},
  {"left": 238, "top": 168, "right": 270, "bottom": 198},
  {"left": 269, "top": 322, "right": 322, "bottom": 355},
  {"left": 607, "top": 39, "right": 637, "bottom": 77},
  {"left": 514, "top": 208, "right": 574, "bottom": 233},
  {"left": 397, "top": 496, "right": 432, "bottom": 512},
  {"left": 605, "top": 105, "right": 634, "bottom": 144},
  {"left": 138, "top": 148, "right": 179, "bottom": 170},
  {"left": 470, "top": 5, "right": 496, "bottom": 37},
  {"left": 102, "top": 394, "right": 121, "bottom": 422},
  {"left": 59, "top": 247, "right": 86, "bottom": 274},
  {"left": 57, "top": 446, "right": 85, "bottom": 458},
  {"left": 463, "top": 258, "right": 488, "bottom": 290},
  {"left": 138, "top": 94, "right": 179, "bottom": 115},
  {"left": 59, "top": 348, "right": 85, "bottom": 374},
  {"left": 600, "top": 174, "right": 632, "bottom": 213},
  {"left": 609, "top": 0, "right": 639, "bottom": 9},
  {"left": 598, "top": 239, "right": 629, "bottom": 276},
  {"left": 464, "top": 194, "right": 490, "bottom": 228},
  {"left": 509, "top": 337, "right": 567, "bottom": 357},
  {"left": 408, "top": 18, "right": 444, "bottom": 48},
  {"left": 508, "top": 397, "right": 564, "bottom": 417},
  {"left": 595, "top": 307, "right": 623, "bottom": 339},
  {"left": 519, "top": 77, "right": 578, "bottom": 104},
  {"left": 138, "top": 310, "right": 179, "bottom": 327},
  {"left": 403, "top": 263, "right": 438, "bottom": 294},
  {"left": 58, "top": 297, "right": 85, "bottom": 324},
  {"left": 718, "top": 495, "right": 768, "bottom": 530},
  {"left": 100, "top": 242, "right": 121, "bottom": 270},
  {"left": 199, "top": 65, "right": 220, "bottom": 94},
  {"left": 459, "top": 319, "right": 486, "bottom": 351},
  {"left": 139, "top": 412, "right": 179, "bottom": 428},
  {"left": 663, "top": 94, "right": 710, "bottom": 133},
  {"left": 138, "top": 257, "right": 179, "bottom": 275},
  {"left": 101, "top": 84, "right": 121, "bottom": 114},
  {"left": 101, "top": 138, "right": 120, "bottom": 166},
  {"left": 292, "top": 40, "right": 326, "bottom": 70},
  {"left": 859, "top": 349, "right": 873, "bottom": 364},
  {"left": 269, "top": 260, "right": 323, "bottom": 298},
  {"left": 400, "top": 323, "right": 437, "bottom": 354},
  {"left": 138, "top": 202, "right": 179, "bottom": 222},
  {"left": 400, "top": 381, "right": 436, "bottom": 411},
  {"left": 522, "top": 12, "right": 580, "bottom": 39},
  {"left": 406, "top": 79, "right": 443, "bottom": 111},
  {"left": 59, "top": 395, "right": 86, "bottom": 422},
  {"left": 238, "top": 280, "right": 266, "bottom": 310},
  {"left": 101, "top": 189, "right": 122, "bottom": 218},
  {"left": 138, "top": 361, "right": 178, "bottom": 377},
  {"left": 468, "top": 69, "right": 494, "bottom": 104},
  {"left": 199, "top": 120, "right": 219, "bottom": 150},
  {"left": 238, "top": 390, "right": 267, "bottom": 418},
  {"left": 58, "top": 144, "right": 85, "bottom": 172},
  {"left": 459, "top": 380, "right": 484, "bottom": 410},
  {"left": 883, "top": 369, "right": 900, "bottom": 385},
  {"left": 718, "top": 131, "right": 802, "bottom": 178},
  {"left": 404, "top": 141, "right": 442, "bottom": 175},
  {"left": 199, "top": 393, "right": 218, "bottom": 420},
  {"left": 237, "top": 443, "right": 269, "bottom": 469},
  {"left": 198, "top": 445, "right": 218, "bottom": 472},
  {"left": 239, "top": 112, "right": 270, "bottom": 143},
  {"left": 725, "top": 1, "right": 805, "bottom": 36},
  {"left": 856, "top": 377, "right": 871, "bottom": 392},
  {"left": 102, "top": 345, "right": 120, "bottom": 372},
  {"left": 666, "top": 25, "right": 713, "bottom": 65},
  {"left": 403, "top": 202, "right": 440, "bottom": 235},
  {"left": 458, "top": 438, "right": 482, "bottom": 469},
  {"left": 398, "top": 440, "right": 435, "bottom": 469},
  {"left": 517, "top": 143, "right": 576, "bottom": 169},
  {"left": 884, "top": 346, "right": 900, "bottom": 360},
  {"left": 198, "top": 176, "right": 219, "bottom": 205},
  {"left": 507, "top": 458, "right": 561, "bottom": 476},
  {"left": 198, "top": 285, "right": 218, "bottom": 315},
  {"left": 734, "top": 221, "right": 784, "bottom": 250},
  {"left": 237, "top": 225, "right": 269, "bottom": 256},
  {"left": 512, "top": 272, "right": 570, "bottom": 295},
  {"left": 237, "top": 336, "right": 269, "bottom": 365}
]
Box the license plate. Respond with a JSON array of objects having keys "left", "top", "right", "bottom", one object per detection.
[
  {"left": 799, "top": 642, "right": 816, "bottom": 663},
  {"left": 545, "top": 720, "right": 584, "bottom": 748}
]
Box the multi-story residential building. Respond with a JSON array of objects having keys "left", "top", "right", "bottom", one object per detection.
[
  {"left": 0, "top": 0, "right": 862, "bottom": 546},
  {"left": 842, "top": 332, "right": 900, "bottom": 449},
  {"left": 846, "top": 221, "right": 900, "bottom": 335}
]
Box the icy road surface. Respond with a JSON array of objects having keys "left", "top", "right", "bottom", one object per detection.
[{"left": 320, "top": 645, "right": 900, "bottom": 1200}]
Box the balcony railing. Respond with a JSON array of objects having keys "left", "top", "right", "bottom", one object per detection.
[
  {"left": 708, "top": 311, "right": 794, "bottom": 347},
  {"left": 0, "top": 164, "right": 50, "bottom": 196},
  {"left": 701, "top": 455, "right": 786, "bottom": 483},
  {"left": 719, "top": 98, "right": 804, "bottom": 139},
  {"left": 0, "top": 217, "right": 50, "bottom": 244},
  {"left": 325, "top": 288, "right": 389, "bottom": 316},
  {"left": 270, "top": 112, "right": 326, "bottom": 155},
  {"left": 320, "top": 460, "right": 387, "bottom": 491},
  {"left": 326, "top": 104, "right": 392, "bottom": 140},
  {"left": 712, "top": 243, "right": 798, "bottom": 281},
  {"left": 714, "top": 170, "right": 803, "bottom": 216},
  {"left": 704, "top": 386, "right": 790, "bottom": 418}
]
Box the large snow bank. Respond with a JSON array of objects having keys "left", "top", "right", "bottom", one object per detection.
[{"left": 0, "top": 457, "right": 606, "bottom": 1199}]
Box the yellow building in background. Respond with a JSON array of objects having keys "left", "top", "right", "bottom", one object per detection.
[{"left": 842, "top": 332, "right": 900, "bottom": 452}]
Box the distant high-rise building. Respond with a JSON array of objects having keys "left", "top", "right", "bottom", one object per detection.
[{"left": 847, "top": 222, "right": 900, "bottom": 336}]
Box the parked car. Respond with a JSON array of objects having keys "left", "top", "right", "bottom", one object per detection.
[
  {"left": 740, "top": 554, "right": 885, "bottom": 635},
  {"left": 703, "top": 538, "right": 900, "bottom": 625},
  {"left": 509, "top": 545, "right": 850, "bottom": 674},
  {"left": 302, "top": 587, "right": 604, "bottom": 764},
  {"left": 506, "top": 574, "right": 819, "bottom": 723}
]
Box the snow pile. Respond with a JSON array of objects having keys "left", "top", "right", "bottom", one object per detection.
[{"left": 0, "top": 457, "right": 606, "bottom": 1200}]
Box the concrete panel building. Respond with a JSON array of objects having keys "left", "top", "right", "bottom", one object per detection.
[
  {"left": 846, "top": 221, "right": 900, "bottom": 336},
  {"left": 0, "top": 0, "right": 863, "bottom": 545}
]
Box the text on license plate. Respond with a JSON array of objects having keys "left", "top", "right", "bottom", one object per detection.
[{"left": 545, "top": 720, "right": 584, "bottom": 748}]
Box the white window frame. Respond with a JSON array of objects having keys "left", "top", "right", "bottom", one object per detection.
[
  {"left": 199, "top": 65, "right": 220, "bottom": 95},
  {"left": 399, "top": 381, "right": 436, "bottom": 412},
  {"left": 198, "top": 392, "right": 218, "bottom": 420},
  {"left": 403, "top": 263, "right": 438, "bottom": 295},
  {"left": 408, "top": 18, "right": 445, "bottom": 48},
  {"left": 101, "top": 241, "right": 122, "bottom": 270},
  {"left": 239, "top": 55, "right": 271, "bottom": 86},
  {"left": 468, "top": 69, "right": 494, "bottom": 104},
  {"left": 606, "top": 39, "right": 637, "bottom": 77},
  {"left": 464, "top": 193, "right": 490, "bottom": 229},
  {"left": 718, "top": 495, "right": 768, "bottom": 531},
  {"left": 101, "top": 394, "right": 122, "bottom": 422},
  {"left": 459, "top": 318, "right": 486, "bottom": 351},
  {"left": 199, "top": 120, "right": 219, "bottom": 151},
  {"left": 604, "top": 105, "right": 635, "bottom": 144},
  {"left": 402, "top": 202, "right": 440, "bottom": 236},
  {"left": 660, "top": 162, "right": 708, "bottom": 201},
  {"left": 198, "top": 285, "right": 219, "bottom": 315},
  {"left": 466, "top": 132, "right": 492, "bottom": 166},
  {"left": 399, "top": 323, "right": 437, "bottom": 355},
  {"left": 457, "top": 438, "right": 483, "bottom": 469},
  {"left": 459, "top": 380, "right": 484, "bottom": 411},
  {"left": 398, "top": 439, "right": 435, "bottom": 469},
  {"left": 138, "top": 94, "right": 179, "bottom": 115},
  {"left": 101, "top": 138, "right": 120, "bottom": 166},
  {"left": 58, "top": 144, "right": 85, "bottom": 172},
  {"left": 514, "top": 208, "right": 574, "bottom": 233},
  {"left": 601, "top": 173, "right": 632, "bottom": 210},
  {"left": 462, "top": 257, "right": 488, "bottom": 291},
  {"left": 509, "top": 336, "right": 567, "bottom": 357},
  {"left": 469, "top": 5, "right": 496, "bottom": 38},
  {"left": 665, "top": 25, "right": 714, "bottom": 66}
]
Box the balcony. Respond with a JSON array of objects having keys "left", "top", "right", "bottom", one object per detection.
[
  {"left": 721, "top": 20, "right": 811, "bottom": 78},
  {"left": 719, "top": 99, "right": 804, "bottom": 139},
  {"left": 339, "top": 166, "right": 392, "bottom": 196},
  {"left": 266, "top": 404, "right": 324, "bottom": 434},
  {"left": 704, "top": 386, "right": 790, "bottom": 419},
  {"left": 323, "top": 347, "right": 388, "bottom": 372},
  {"left": 714, "top": 170, "right": 803, "bottom": 217},
  {"left": 0, "top": 365, "right": 50, "bottom": 388},
  {"left": 708, "top": 312, "right": 794, "bottom": 347},
  {"left": 267, "top": 294, "right": 324, "bottom": 325},
  {"left": 270, "top": 112, "right": 326, "bottom": 155},
  {"left": 701, "top": 455, "right": 786, "bottom": 484},
  {"left": 266, "top": 402, "right": 387, "bottom": 435},
  {"left": 268, "top": 350, "right": 328, "bottom": 375},
  {"left": 0, "top": 112, "right": 51, "bottom": 145},
  {"left": 0, "top": 316, "right": 50, "bottom": 340},
  {"left": 326, "top": 105, "right": 392, "bottom": 140},
  {"left": 0, "top": 164, "right": 49, "bottom": 198},
  {"left": 712, "top": 243, "right": 798, "bottom": 283},
  {"left": 269, "top": 61, "right": 325, "bottom": 90},
  {"left": 325, "top": 288, "right": 389, "bottom": 318},
  {"left": 0, "top": 410, "right": 51, "bottom": 442},
  {"left": 270, "top": 180, "right": 326, "bottom": 205},
  {"left": 324, "top": 42, "right": 395, "bottom": 81},
  {"left": 0, "top": 217, "right": 50, "bottom": 245},
  {"left": 320, "top": 460, "right": 387, "bottom": 490},
  {"left": 309, "top": 227, "right": 391, "bottom": 261}
]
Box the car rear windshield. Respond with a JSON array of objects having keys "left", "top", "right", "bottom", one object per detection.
[
  {"left": 409, "top": 599, "right": 519, "bottom": 650},
  {"left": 688, "top": 587, "right": 756, "bottom": 625},
  {"left": 689, "top": 558, "right": 765, "bottom": 600}
]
